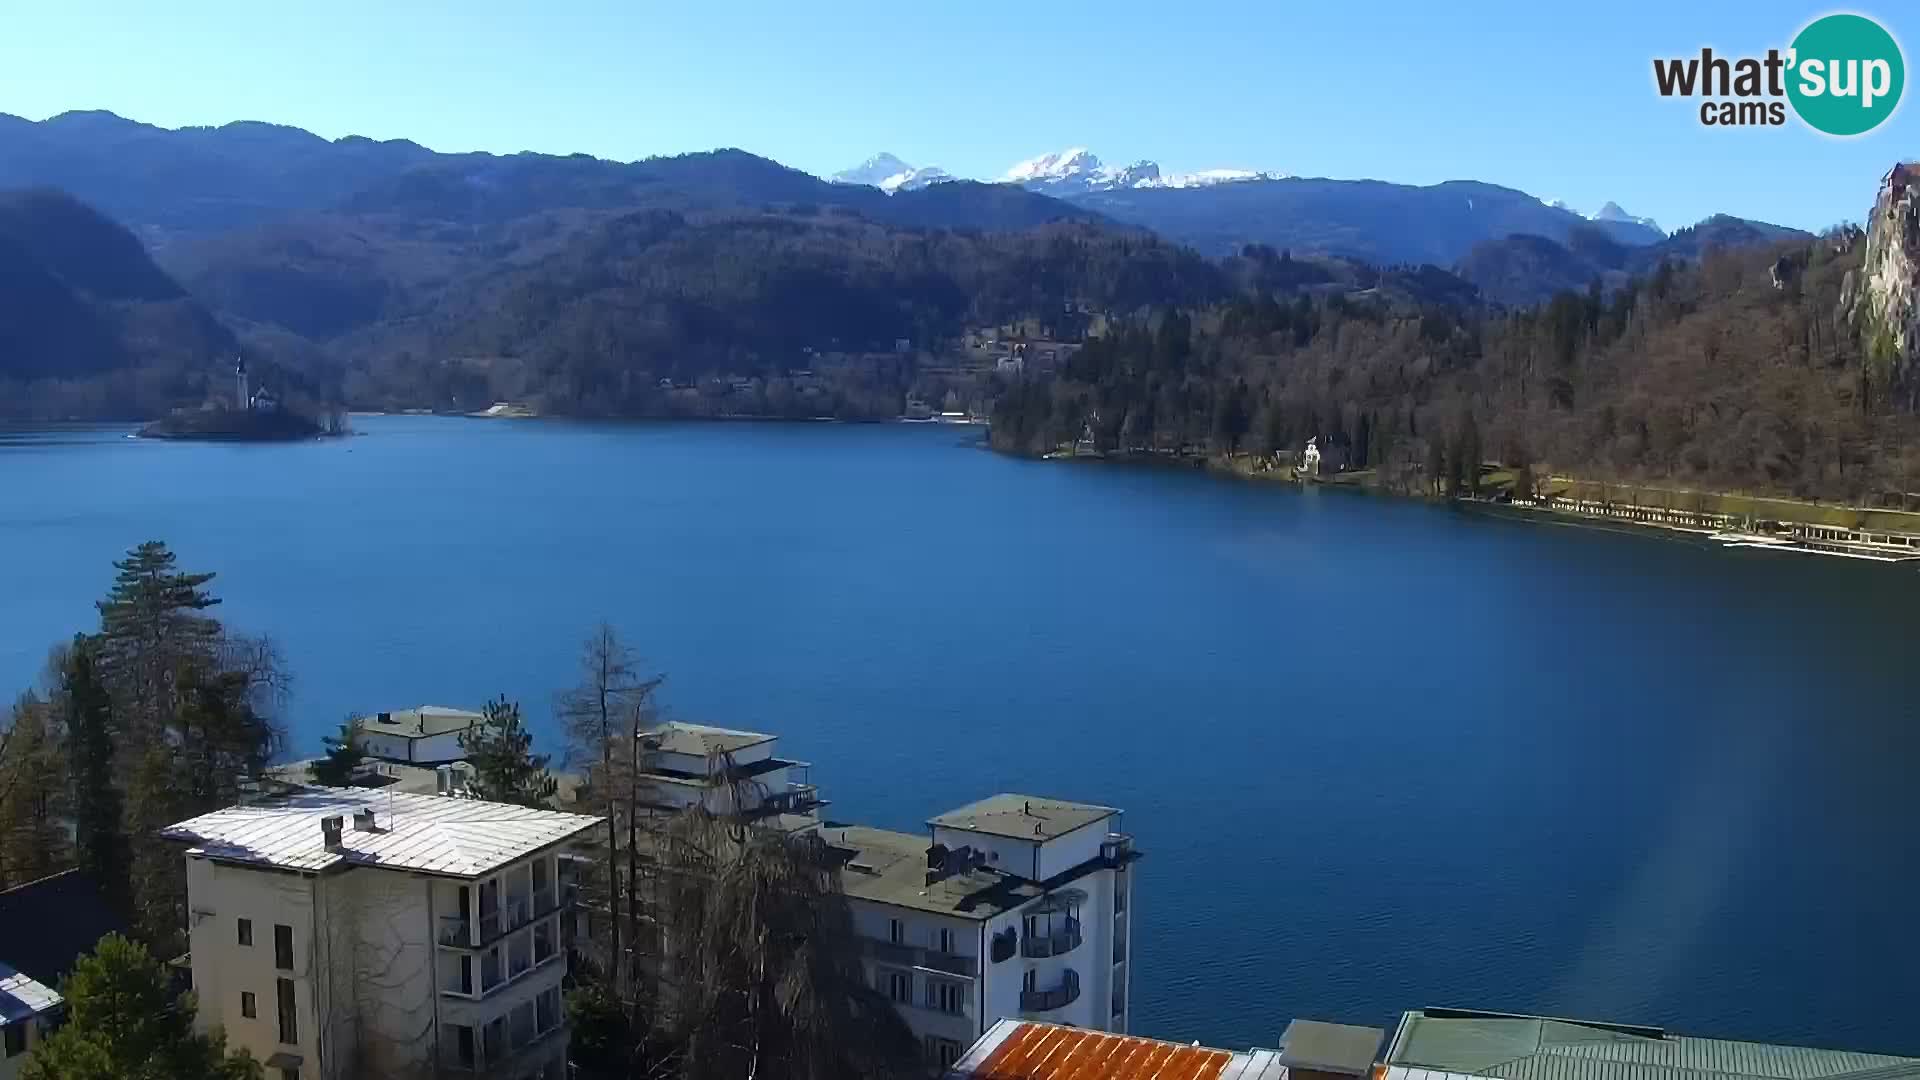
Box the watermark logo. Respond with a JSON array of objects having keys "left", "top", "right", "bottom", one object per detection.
[{"left": 1653, "top": 12, "right": 1904, "bottom": 135}]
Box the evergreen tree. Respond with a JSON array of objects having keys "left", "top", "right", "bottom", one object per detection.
[
  {"left": 307, "top": 720, "right": 365, "bottom": 787},
  {"left": 23, "top": 933, "right": 262, "bottom": 1080},
  {"left": 94, "top": 541, "right": 220, "bottom": 727},
  {"left": 60, "top": 637, "right": 127, "bottom": 916},
  {"left": 0, "top": 692, "right": 66, "bottom": 888},
  {"left": 459, "top": 696, "right": 557, "bottom": 808}
]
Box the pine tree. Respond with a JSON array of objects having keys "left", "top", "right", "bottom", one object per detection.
[
  {"left": 459, "top": 696, "right": 557, "bottom": 808},
  {"left": 23, "top": 933, "right": 263, "bottom": 1080},
  {"left": 60, "top": 637, "right": 128, "bottom": 917},
  {"left": 94, "top": 541, "right": 221, "bottom": 728},
  {"left": 307, "top": 720, "right": 366, "bottom": 787},
  {"left": 0, "top": 692, "right": 67, "bottom": 888}
]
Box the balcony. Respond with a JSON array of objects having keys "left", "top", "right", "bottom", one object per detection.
[
  {"left": 1020, "top": 919, "right": 1082, "bottom": 959},
  {"left": 860, "top": 937, "right": 978, "bottom": 978},
  {"left": 1113, "top": 936, "right": 1127, "bottom": 965},
  {"left": 1020, "top": 969, "right": 1080, "bottom": 1013},
  {"left": 439, "top": 914, "right": 565, "bottom": 1000},
  {"left": 439, "top": 916, "right": 471, "bottom": 947},
  {"left": 440, "top": 1020, "right": 568, "bottom": 1075}
]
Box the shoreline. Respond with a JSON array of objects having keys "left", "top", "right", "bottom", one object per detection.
[{"left": 1019, "top": 446, "right": 1920, "bottom": 565}]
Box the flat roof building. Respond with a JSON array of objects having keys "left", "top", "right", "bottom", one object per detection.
[
  {"left": 162, "top": 787, "right": 602, "bottom": 1080},
  {"left": 1382, "top": 1009, "right": 1920, "bottom": 1080},
  {"left": 351, "top": 706, "right": 485, "bottom": 766},
  {"left": 830, "top": 794, "right": 1140, "bottom": 1071}
]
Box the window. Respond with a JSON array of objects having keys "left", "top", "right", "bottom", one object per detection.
[
  {"left": 4, "top": 1022, "right": 25, "bottom": 1058},
  {"left": 280, "top": 1069, "right": 299, "bottom": 1080},
  {"left": 1022, "top": 969, "right": 1036, "bottom": 993},
  {"left": 276, "top": 978, "right": 297, "bottom": 1044},
  {"left": 238, "top": 918, "right": 253, "bottom": 946},
  {"left": 886, "top": 969, "right": 911, "bottom": 1004},
  {"left": 273, "top": 924, "right": 293, "bottom": 971},
  {"left": 887, "top": 917, "right": 904, "bottom": 945},
  {"left": 241, "top": 991, "right": 257, "bottom": 1019},
  {"left": 925, "top": 1037, "right": 962, "bottom": 1069},
  {"left": 930, "top": 979, "right": 965, "bottom": 1015},
  {"left": 936, "top": 927, "right": 954, "bottom": 954},
  {"left": 453, "top": 1024, "right": 475, "bottom": 1067}
]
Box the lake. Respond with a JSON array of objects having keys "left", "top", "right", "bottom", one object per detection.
[{"left": 4, "top": 415, "right": 1917, "bottom": 1055}]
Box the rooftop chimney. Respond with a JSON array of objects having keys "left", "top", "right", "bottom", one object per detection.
[
  {"left": 321, "top": 815, "right": 344, "bottom": 850},
  {"left": 352, "top": 809, "right": 378, "bottom": 833}
]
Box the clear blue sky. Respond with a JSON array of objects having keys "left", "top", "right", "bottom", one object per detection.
[{"left": 2, "top": 0, "right": 1912, "bottom": 231}]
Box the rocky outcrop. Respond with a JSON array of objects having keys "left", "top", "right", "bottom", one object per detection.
[{"left": 1845, "top": 163, "right": 1920, "bottom": 399}]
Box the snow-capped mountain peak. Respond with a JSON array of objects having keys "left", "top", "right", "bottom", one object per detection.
[
  {"left": 1002, "top": 147, "right": 1274, "bottom": 194},
  {"left": 1594, "top": 201, "right": 1663, "bottom": 234},
  {"left": 831, "top": 153, "right": 954, "bottom": 193},
  {"left": 832, "top": 152, "right": 913, "bottom": 188},
  {"left": 830, "top": 147, "right": 1275, "bottom": 197},
  {"left": 1004, "top": 147, "right": 1105, "bottom": 185}
]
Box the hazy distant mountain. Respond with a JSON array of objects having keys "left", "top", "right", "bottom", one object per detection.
[
  {"left": 1457, "top": 213, "right": 1811, "bottom": 306},
  {"left": 0, "top": 113, "right": 1089, "bottom": 243}
]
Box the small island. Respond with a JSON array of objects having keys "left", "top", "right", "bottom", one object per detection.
[
  {"left": 139, "top": 405, "right": 330, "bottom": 442},
  {"left": 138, "top": 357, "right": 344, "bottom": 442}
]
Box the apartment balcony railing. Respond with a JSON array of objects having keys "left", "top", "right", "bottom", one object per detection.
[
  {"left": 503, "top": 893, "right": 532, "bottom": 932},
  {"left": 1020, "top": 970, "right": 1080, "bottom": 1013},
  {"left": 438, "top": 915, "right": 565, "bottom": 1000},
  {"left": 1020, "top": 919, "right": 1082, "bottom": 959},
  {"left": 860, "top": 937, "right": 978, "bottom": 978},
  {"left": 440, "top": 1021, "right": 569, "bottom": 1076}
]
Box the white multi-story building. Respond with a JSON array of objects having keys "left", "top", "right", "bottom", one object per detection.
[
  {"left": 350, "top": 706, "right": 485, "bottom": 765},
  {"left": 629, "top": 721, "right": 824, "bottom": 828},
  {"left": 161, "top": 788, "right": 601, "bottom": 1080},
  {"left": 827, "top": 794, "right": 1139, "bottom": 1071}
]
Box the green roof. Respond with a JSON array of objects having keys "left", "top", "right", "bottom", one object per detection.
[
  {"left": 927, "top": 794, "right": 1118, "bottom": 841},
  {"left": 1386, "top": 1010, "right": 1920, "bottom": 1080}
]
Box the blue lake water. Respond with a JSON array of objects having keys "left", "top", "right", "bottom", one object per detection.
[{"left": 3, "top": 415, "right": 1917, "bottom": 1055}]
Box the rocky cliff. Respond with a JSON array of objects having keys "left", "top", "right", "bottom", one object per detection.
[{"left": 1845, "top": 163, "right": 1920, "bottom": 403}]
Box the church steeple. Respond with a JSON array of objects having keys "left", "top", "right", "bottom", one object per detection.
[{"left": 234, "top": 356, "right": 249, "bottom": 409}]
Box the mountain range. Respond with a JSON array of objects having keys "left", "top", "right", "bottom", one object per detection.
[{"left": 0, "top": 109, "right": 1816, "bottom": 421}]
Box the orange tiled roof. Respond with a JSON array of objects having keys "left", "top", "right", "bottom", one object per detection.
[{"left": 971, "top": 1022, "right": 1234, "bottom": 1080}]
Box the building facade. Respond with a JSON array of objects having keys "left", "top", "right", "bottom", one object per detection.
[
  {"left": 351, "top": 706, "right": 485, "bottom": 765},
  {"left": 831, "top": 795, "right": 1139, "bottom": 1071},
  {"left": 163, "top": 788, "right": 600, "bottom": 1080}
]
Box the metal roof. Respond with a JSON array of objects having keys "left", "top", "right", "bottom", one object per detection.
[
  {"left": 0, "top": 869, "right": 127, "bottom": 992},
  {"left": 0, "top": 961, "right": 62, "bottom": 1024},
  {"left": 1385, "top": 1010, "right": 1920, "bottom": 1080},
  {"left": 1281, "top": 1020, "right": 1386, "bottom": 1075},
  {"left": 355, "top": 705, "right": 484, "bottom": 739},
  {"left": 928, "top": 794, "right": 1119, "bottom": 841},
  {"left": 948, "top": 1019, "right": 1286, "bottom": 1080},
  {"left": 641, "top": 721, "right": 775, "bottom": 759},
  {"left": 160, "top": 788, "right": 602, "bottom": 879}
]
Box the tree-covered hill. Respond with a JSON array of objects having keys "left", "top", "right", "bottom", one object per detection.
[{"left": 995, "top": 228, "right": 1920, "bottom": 504}]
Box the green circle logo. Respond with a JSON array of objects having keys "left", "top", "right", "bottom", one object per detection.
[{"left": 1787, "top": 14, "right": 1905, "bottom": 135}]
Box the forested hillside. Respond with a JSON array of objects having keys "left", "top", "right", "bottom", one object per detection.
[
  {"left": 0, "top": 190, "right": 240, "bottom": 418},
  {"left": 994, "top": 229, "right": 1920, "bottom": 503},
  {"left": 331, "top": 211, "right": 1229, "bottom": 415}
]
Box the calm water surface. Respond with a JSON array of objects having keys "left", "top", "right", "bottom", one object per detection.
[{"left": 4, "top": 416, "right": 1916, "bottom": 1054}]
